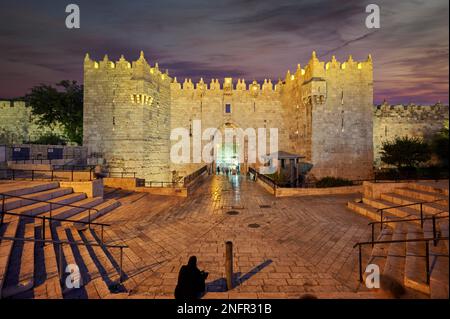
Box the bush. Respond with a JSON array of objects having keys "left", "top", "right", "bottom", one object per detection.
[
  {"left": 28, "top": 133, "right": 67, "bottom": 145},
  {"left": 380, "top": 136, "right": 431, "bottom": 169},
  {"left": 315, "top": 176, "right": 354, "bottom": 188}
]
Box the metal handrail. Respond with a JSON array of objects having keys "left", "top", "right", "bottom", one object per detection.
[
  {"left": 0, "top": 167, "right": 95, "bottom": 182},
  {"left": 0, "top": 192, "right": 107, "bottom": 242},
  {"left": 145, "top": 181, "right": 184, "bottom": 188},
  {"left": 107, "top": 171, "right": 137, "bottom": 178},
  {"left": 353, "top": 236, "right": 449, "bottom": 285},
  {"left": 0, "top": 236, "right": 128, "bottom": 283},
  {"left": 183, "top": 165, "right": 207, "bottom": 186},
  {"left": 377, "top": 198, "right": 447, "bottom": 230}
]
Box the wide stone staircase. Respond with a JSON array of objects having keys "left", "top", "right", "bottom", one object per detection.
[
  {"left": 347, "top": 181, "right": 449, "bottom": 298},
  {"left": 0, "top": 181, "right": 123, "bottom": 299}
]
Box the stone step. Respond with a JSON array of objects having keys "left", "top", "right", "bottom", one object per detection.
[
  {"left": 3, "top": 187, "right": 73, "bottom": 211},
  {"left": 32, "top": 219, "right": 63, "bottom": 299},
  {"left": 380, "top": 192, "right": 448, "bottom": 215},
  {"left": 382, "top": 223, "right": 407, "bottom": 298},
  {"left": 67, "top": 228, "right": 112, "bottom": 299},
  {"left": 2, "top": 221, "right": 35, "bottom": 298},
  {"left": 46, "top": 197, "right": 104, "bottom": 221},
  {"left": 362, "top": 197, "right": 419, "bottom": 221},
  {"left": 9, "top": 193, "right": 87, "bottom": 217},
  {"left": 407, "top": 182, "right": 449, "bottom": 197},
  {"left": 429, "top": 234, "right": 450, "bottom": 299},
  {"left": 70, "top": 200, "right": 121, "bottom": 225},
  {"left": 79, "top": 228, "right": 120, "bottom": 284},
  {"left": 404, "top": 225, "right": 429, "bottom": 295},
  {"left": 347, "top": 201, "right": 398, "bottom": 223},
  {"left": 0, "top": 220, "right": 19, "bottom": 298},
  {"left": 362, "top": 227, "right": 393, "bottom": 284},
  {"left": 54, "top": 226, "right": 84, "bottom": 295},
  {"left": 0, "top": 182, "right": 59, "bottom": 198},
  {"left": 393, "top": 187, "right": 448, "bottom": 205}
]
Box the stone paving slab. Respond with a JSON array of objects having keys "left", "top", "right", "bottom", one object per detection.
[{"left": 96, "top": 175, "right": 373, "bottom": 298}]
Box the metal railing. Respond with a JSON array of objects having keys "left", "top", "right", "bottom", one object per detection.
[
  {"left": 183, "top": 165, "right": 207, "bottom": 186},
  {"left": 353, "top": 236, "right": 449, "bottom": 285},
  {"left": 368, "top": 212, "right": 449, "bottom": 248},
  {"left": 0, "top": 193, "right": 106, "bottom": 241},
  {"left": 0, "top": 236, "right": 128, "bottom": 283},
  {"left": 107, "top": 171, "right": 137, "bottom": 178},
  {"left": 376, "top": 198, "right": 448, "bottom": 231},
  {"left": 249, "top": 167, "right": 278, "bottom": 189},
  {"left": 144, "top": 181, "right": 184, "bottom": 188},
  {"left": 0, "top": 167, "right": 96, "bottom": 182}
]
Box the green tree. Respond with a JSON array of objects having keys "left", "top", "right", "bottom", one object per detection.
[
  {"left": 431, "top": 120, "right": 449, "bottom": 167},
  {"left": 380, "top": 136, "right": 431, "bottom": 169},
  {"left": 24, "top": 80, "right": 83, "bottom": 145}
]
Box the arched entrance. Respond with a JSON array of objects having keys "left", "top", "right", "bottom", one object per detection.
[{"left": 212, "top": 122, "right": 248, "bottom": 175}]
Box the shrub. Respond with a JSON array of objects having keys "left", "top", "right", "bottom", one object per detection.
[
  {"left": 315, "top": 176, "right": 354, "bottom": 188},
  {"left": 380, "top": 136, "right": 431, "bottom": 169}
]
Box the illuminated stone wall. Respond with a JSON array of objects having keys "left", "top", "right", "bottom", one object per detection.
[
  {"left": 0, "top": 100, "right": 66, "bottom": 144},
  {"left": 83, "top": 51, "right": 375, "bottom": 181},
  {"left": 373, "top": 103, "right": 449, "bottom": 166}
]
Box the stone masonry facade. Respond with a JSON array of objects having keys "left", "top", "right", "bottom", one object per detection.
[{"left": 82, "top": 51, "right": 447, "bottom": 183}]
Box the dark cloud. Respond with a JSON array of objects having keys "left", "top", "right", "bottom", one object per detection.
[{"left": 0, "top": 0, "right": 447, "bottom": 104}]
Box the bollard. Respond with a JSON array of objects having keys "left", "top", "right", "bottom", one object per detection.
[{"left": 225, "top": 241, "right": 233, "bottom": 291}]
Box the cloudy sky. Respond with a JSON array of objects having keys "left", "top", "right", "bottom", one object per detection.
[{"left": 0, "top": 0, "right": 448, "bottom": 104}]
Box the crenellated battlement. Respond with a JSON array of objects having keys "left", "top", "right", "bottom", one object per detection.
[
  {"left": 84, "top": 51, "right": 171, "bottom": 83},
  {"left": 374, "top": 102, "right": 449, "bottom": 118}
]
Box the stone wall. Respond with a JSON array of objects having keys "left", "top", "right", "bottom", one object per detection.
[
  {"left": 373, "top": 103, "right": 449, "bottom": 166},
  {"left": 0, "top": 100, "right": 66, "bottom": 144}
]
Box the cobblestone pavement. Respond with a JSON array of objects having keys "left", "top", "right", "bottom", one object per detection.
[{"left": 98, "top": 175, "right": 373, "bottom": 298}]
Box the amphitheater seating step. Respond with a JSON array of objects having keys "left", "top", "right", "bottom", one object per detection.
[
  {"left": 2, "top": 221, "right": 35, "bottom": 298},
  {"left": 0, "top": 181, "right": 59, "bottom": 197},
  {"left": 68, "top": 228, "right": 112, "bottom": 299},
  {"left": 32, "top": 218, "right": 63, "bottom": 299},
  {"left": 46, "top": 197, "right": 104, "bottom": 221},
  {"left": 404, "top": 225, "right": 428, "bottom": 294},
  {"left": 348, "top": 181, "right": 449, "bottom": 298},
  {"left": 3, "top": 187, "right": 73, "bottom": 211},
  {"left": 8, "top": 193, "right": 87, "bottom": 217},
  {"left": 393, "top": 187, "right": 448, "bottom": 205},
  {"left": 382, "top": 223, "right": 407, "bottom": 290},
  {"left": 0, "top": 220, "right": 19, "bottom": 298},
  {"left": 70, "top": 200, "right": 121, "bottom": 225}
]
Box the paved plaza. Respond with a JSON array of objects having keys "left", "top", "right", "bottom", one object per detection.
[{"left": 98, "top": 175, "right": 374, "bottom": 298}]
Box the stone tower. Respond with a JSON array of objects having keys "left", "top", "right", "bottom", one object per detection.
[
  {"left": 302, "top": 52, "right": 374, "bottom": 179},
  {"left": 83, "top": 52, "right": 171, "bottom": 181}
]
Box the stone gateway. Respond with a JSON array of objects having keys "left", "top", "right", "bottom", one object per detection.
[{"left": 83, "top": 51, "right": 375, "bottom": 182}]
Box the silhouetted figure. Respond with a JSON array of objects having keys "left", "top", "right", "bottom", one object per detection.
[
  {"left": 174, "top": 256, "right": 208, "bottom": 300},
  {"left": 216, "top": 165, "right": 221, "bottom": 175}
]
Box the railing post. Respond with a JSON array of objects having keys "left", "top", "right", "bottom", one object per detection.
[
  {"left": 420, "top": 203, "right": 424, "bottom": 228},
  {"left": 119, "top": 247, "right": 123, "bottom": 283},
  {"left": 432, "top": 215, "right": 437, "bottom": 246},
  {"left": 31, "top": 170, "right": 34, "bottom": 181},
  {"left": 425, "top": 241, "right": 430, "bottom": 285},
  {"left": 71, "top": 169, "right": 74, "bottom": 182},
  {"left": 42, "top": 216, "right": 46, "bottom": 244},
  {"left": 1, "top": 194, "right": 5, "bottom": 226},
  {"left": 12, "top": 169, "right": 15, "bottom": 180},
  {"left": 371, "top": 223, "right": 375, "bottom": 248},
  {"left": 101, "top": 225, "right": 104, "bottom": 244},
  {"left": 225, "top": 241, "right": 233, "bottom": 290},
  {"left": 51, "top": 170, "right": 54, "bottom": 181},
  {"left": 59, "top": 243, "right": 63, "bottom": 281},
  {"left": 380, "top": 210, "right": 383, "bottom": 231},
  {"left": 358, "top": 245, "right": 363, "bottom": 283}
]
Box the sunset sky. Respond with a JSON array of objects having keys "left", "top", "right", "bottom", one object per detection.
[{"left": 0, "top": 0, "right": 448, "bottom": 104}]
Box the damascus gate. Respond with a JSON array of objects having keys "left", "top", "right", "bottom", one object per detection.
[{"left": 83, "top": 51, "right": 374, "bottom": 182}]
